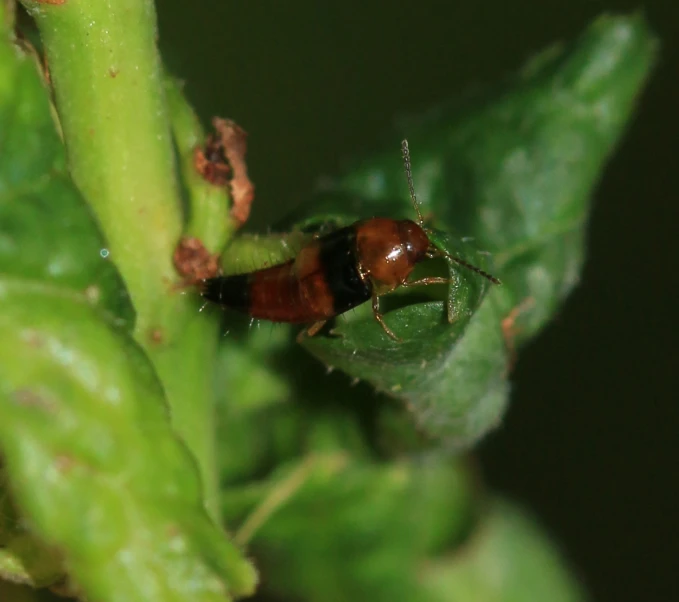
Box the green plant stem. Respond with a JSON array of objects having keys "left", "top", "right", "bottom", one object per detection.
[
  {"left": 165, "top": 77, "right": 237, "bottom": 252},
  {"left": 21, "top": 0, "right": 220, "bottom": 521},
  {"left": 23, "top": 0, "right": 180, "bottom": 323}
]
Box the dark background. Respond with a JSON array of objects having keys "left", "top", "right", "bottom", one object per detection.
[{"left": 158, "top": 2, "right": 679, "bottom": 601}]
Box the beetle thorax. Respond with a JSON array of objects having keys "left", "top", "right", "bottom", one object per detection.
[{"left": 355, "top": 218, "right": 429, "bottom": 293}]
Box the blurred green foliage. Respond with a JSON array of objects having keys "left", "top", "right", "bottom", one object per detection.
[{"left": 0, "top": 1, "right": 655, "bottom": 601}]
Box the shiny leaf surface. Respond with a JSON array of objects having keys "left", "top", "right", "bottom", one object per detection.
[{"left": 0, "top": 284, "right": 256, "bottom": 600}]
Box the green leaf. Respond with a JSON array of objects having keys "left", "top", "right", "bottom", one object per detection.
[
  {"left": 0, "top": 2, "right": 131, "bottom": 587},
  {"left": 0, "top": 283, "right": 256, "bottom": 601},
  {"left": 0, "top": 1, "right": 134, "bottom": 326},
  {"left": 223, "top": 460, "right": 585, "bottom": 602},
  {"left": 212, "top": 319, "right": 381, "bottom": 486},
  {"left": 0, "top": 538, "right": 62, "bottom": 590},
  {"left": 0, "top": 5, "right": 256, "bottom": 598},
  {"left": 0, "top": 478, "right": 63, "bottom": 588},
  {"left": 16, "top": 0, "right": 225, "bottom": 521},
  {"left": 213, "top": 323, "right": 298, "bottom": 486},
  {"left": 292, "top": 14, "right": 656, "bottom": 447},
  {"left": 222, "top": 455, "right": 475, "bottom": 602},
  {"left": 420, "top": 500, "right": 587, "bottom": 602},
  {"left": 0, "top": 483, "right": 63, "bottom": 588}
]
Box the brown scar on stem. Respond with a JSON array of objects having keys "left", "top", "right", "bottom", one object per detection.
[
  {"left": 194, "top": 117, "right": 255, "bottom": 227},
  {"left": 12, "top": 388, "right": 55, "bottom": 412},
  {"left": 42, "top": 53, "right": 51, "bottom": 86},
  {"left": 173, "top": 236, "right": 220, "bottom": 286},
  {"left": 193, "top": 134, "right": 232, "bottom": 187},
  {"left": 214, "top": 118, "right": 255, "bottom": 226},
  {"left": 34, "top": 0, "right": 67, "bottom": 5},
  {"left": 501, "top": 296, "right": 535, "bottom": 372},
  {"left": 166, "top": 523, "right": 181, "bottom": 538},
  {"left": 54, "top": 455, "right": 76, "bottom": 473},
  {"left": 21, "top": 329, "right": 45, "bottom": 348}
]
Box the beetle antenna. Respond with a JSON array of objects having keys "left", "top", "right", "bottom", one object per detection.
[
  {"left": 448, "top": 254, "right": 502, "bottom": 285},
  {"left": 401, "top": 139, "right": 425, "bottom": 226},
  {"left": 404, "top": 139, "right": 501, "bottom": 286},
  {"left": 430, "top": 248, "right": 501, "bottom": 285}
]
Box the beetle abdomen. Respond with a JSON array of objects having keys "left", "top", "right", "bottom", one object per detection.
[{"left": 201, "top": 226, "right": 372, "bottom": 323}]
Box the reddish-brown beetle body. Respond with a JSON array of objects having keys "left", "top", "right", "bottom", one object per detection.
[
  {"left": 201, "top": 141, "right": 499, "bottom": 340},
  {"left": 201, "top": 217, "right": 431, "bottom": 338}
]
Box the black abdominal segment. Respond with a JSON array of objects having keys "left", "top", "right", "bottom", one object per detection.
[
  {"left": 201, "top": 273, "right": 250, "bottom": 311},
  {"left": 318, "top": 227, "right": 372, "bottom": 315}
]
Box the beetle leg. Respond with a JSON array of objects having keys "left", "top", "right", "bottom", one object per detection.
[
  {"left": 402, "top": 275, "right": 460, "bottom": 324},
  {"left": 296, "top": 320, "right": 327, "bottom": 343},
  {"left": 401, "top": 276, "right": 450, "bottom": 287},
  {"left": 372, "top": 295, "right": 402, "bottom": 342}
]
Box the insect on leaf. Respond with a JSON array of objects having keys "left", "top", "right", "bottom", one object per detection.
[{"left": 296, "top": 14, "right": 657, "bottom": 447}]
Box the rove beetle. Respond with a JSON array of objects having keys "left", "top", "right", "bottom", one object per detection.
[{"left": 200, "top": 140, "right": 500, "bottom": 341}]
